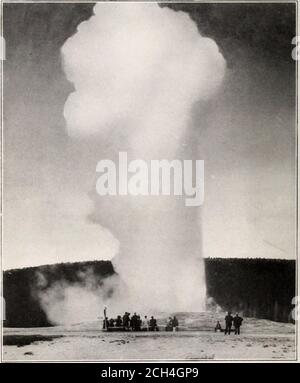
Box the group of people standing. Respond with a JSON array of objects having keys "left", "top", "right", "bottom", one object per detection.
[
  {"left": 165, "top": 316, "right": 179, "bottom": 331},
  {"left": 103, "top": 309, "right": 243, "bottom": 334},
  {"left": 103, "top": 312, "right": 159, "bottom": 331},
  {"left": 215, "top": 312, "right": 244, "bottom": 335}
]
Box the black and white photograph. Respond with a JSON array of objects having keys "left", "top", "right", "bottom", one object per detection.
[{"left": 0, "top": 0, "right": 298, "bottom": 362}]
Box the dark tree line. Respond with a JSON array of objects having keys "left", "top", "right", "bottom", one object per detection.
[
  {"left": 205, "top": 258, "right": 295, "bottom": 323},
  {"left": 3, "top": 258, "right": 295, "bottom": 327}
]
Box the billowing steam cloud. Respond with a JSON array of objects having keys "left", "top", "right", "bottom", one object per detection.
[{"left": 38, "top": 3, "right": 225, "bottom": 323}]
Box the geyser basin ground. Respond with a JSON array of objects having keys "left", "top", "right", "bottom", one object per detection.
[{"left": 3, "top": 312, "right": 295, "bottom": 361}]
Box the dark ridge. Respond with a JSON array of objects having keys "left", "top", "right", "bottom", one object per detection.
[
  {"left": 3, "top": 335, "right": 63, "bottom": 347},
  {"left": 3, "top": 258, "right": 295, "bottom": 327},
  {"left": 205, "top": 258, "right": 295, "bottom": 323}
]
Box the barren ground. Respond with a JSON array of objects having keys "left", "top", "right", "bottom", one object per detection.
[{"left": 2, "top": 312, "right": 296, "bottom": 361}]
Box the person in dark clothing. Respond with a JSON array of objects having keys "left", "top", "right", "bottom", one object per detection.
[
  {"left": 127, "top": 313, "right": 131, "bottom": 330},
  {"left": 224, "top": 312, "right": 233, "bottom": 335},
  {"left": 122, "top": 312, "right": 129, "bottom": 330},
  {"left": 136, "top": 315, "right": 142, "bottom": 331},
  {"left": 233, "top": 313, "right": 243, "bottom": 335},
  {"left": 214, "top": 321, "right": 222, "bottom": 332},
  {"left": 131, "top": 313, "right": 137, "bottom": 330},
  {"left": 172, "top": 316, "right": 179, "bottom": 331},
  {"left": 109, "top": 318, "right": 115, "bottom": 328},
  {"left": 149, "top": 316, "right": 159, "bottom": 331},
  {"left": 115, "top": 315, "right": 122, "bottom": 327}
]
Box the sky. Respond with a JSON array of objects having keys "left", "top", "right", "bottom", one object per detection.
[{"left": 3, "top": 2, "right": 296, "bottom": 270}]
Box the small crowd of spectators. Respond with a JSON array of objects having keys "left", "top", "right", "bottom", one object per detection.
[
  {"left": 103, "top": 312, "right": 159, "bottom": 331},
  {"left": 215, "top": 312, "right": 244, "bottom": 335}
]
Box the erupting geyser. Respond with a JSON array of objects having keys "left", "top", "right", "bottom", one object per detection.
[{"left": 61, "top": 3, "right": 225, "bottom": 314}]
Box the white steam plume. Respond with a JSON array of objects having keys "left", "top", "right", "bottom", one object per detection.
[{"left": 40, "top": 3, "right": 225, "bottom": 322}]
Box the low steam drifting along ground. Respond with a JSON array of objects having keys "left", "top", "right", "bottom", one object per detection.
[{"left": 3, "top": 312, "right": 296, "bottom": 361}]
